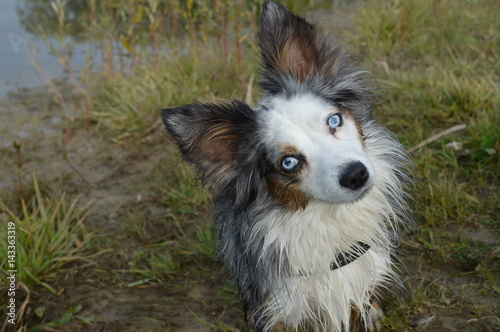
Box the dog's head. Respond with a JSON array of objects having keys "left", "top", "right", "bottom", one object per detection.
[{"left": 163, "top": 1, "right": 377, "bottom": 211}]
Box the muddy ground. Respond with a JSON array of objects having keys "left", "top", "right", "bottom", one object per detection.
[{"left": 0, "top": 79, "right": 498, "bottom": 332}]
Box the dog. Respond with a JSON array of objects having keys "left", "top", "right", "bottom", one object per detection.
[{"left": 162, "top": 1, "right": 412, "bottom": 331}]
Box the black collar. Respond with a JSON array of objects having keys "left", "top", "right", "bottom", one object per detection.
[
  {"left": 330, "top": 242, "right": 371, "bottom": 271},
  {"left": 297, "top": 242, "right": 371, "bottom": 277}
]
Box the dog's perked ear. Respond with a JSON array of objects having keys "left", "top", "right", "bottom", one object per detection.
[
  {"left": 259, "top": 1, "right": 374, "bottom": 121},
  {"left": 259, "top": 1, "right": 321, "bottom": 89},
  {"left": 161, "top": 101, "right": 261, "bottom": 198}
]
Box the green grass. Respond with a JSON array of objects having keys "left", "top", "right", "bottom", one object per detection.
[
  {"left": 91, "top": 45, "right": 257, "bottom": 143},
  {"left": 27, "top": 305, "right": 86, "bottom": 332},
  {"left": 350, "top": 0, "right": 498, "bottom": 224},
  {"left": 158, "top": 160, "right": 210, "bottom": 216},
  {"left": 121, "top": 156, "right": 217, "bottom": 285},
  {"left": 0, "top": 174, "right": 94, "bottom": 294},
  {"left": 127, "top": 241, "right": 181, "bottom": 283},
  {"left": 156, "top": 160, "right": 218, "bottom": 268}
]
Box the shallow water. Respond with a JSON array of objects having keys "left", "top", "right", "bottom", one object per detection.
[
  {"left": 0, "top": 0, "right": 93, "bottom": 148},
  {"left": 0, "top": 0, "right": 87, "bottom": 98}
]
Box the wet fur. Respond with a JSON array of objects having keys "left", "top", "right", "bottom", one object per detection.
[{"left": 162, "top": 2, "right": 412, "bottom": 331}]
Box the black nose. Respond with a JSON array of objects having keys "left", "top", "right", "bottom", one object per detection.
[{"left": 339, "top": 162, "right": 369, "bottom": 190}]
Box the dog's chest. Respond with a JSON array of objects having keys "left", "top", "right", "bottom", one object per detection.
[
  {"left": 259, "top": 201, "right": 386, "bottom": 275},
  {"left": 258, "top": 202, "right": 392, "bottom": 329}
]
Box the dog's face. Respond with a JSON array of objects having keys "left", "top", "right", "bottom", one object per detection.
[
  {"left": 162, "top": 1, "right": 377, "bottom": 211},
  {"left": 260, "top": 93, "right": 375, "bottom": 207}
]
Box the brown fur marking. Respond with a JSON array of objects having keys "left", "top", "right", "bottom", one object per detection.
[
  {"left": 200, "top": 121, "right": 238, "bottom": 163},
  {"left": 267, "top": 174, "right": 309, "bottom": 211},
  {"left": 279, "top": 30, "right": 319, "bottom": 82},
  {"left": 266, "top": 145, "right": 309, "bottom": 211},
  {"left": 280, "top": 145, "right": 301, "bottom": 159}
]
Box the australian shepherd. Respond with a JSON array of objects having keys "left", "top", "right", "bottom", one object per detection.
[{"left": 162, "top": 1, "right": 412, "bottom": 331}]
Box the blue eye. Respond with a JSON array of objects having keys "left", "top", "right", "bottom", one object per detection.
[
  {"left": 281, "top": 156, "right": 299, "bottom": 172},
  {"left": 328, "top": 113, "right": 342, "bottom": 129}
]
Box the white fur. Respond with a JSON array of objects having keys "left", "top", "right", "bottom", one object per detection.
[
  {"left": 252, "top": 197, "right": 395, "bottom": 331},
  {"left": 259, "top": 94, "right": 376, "bottom": 204}
]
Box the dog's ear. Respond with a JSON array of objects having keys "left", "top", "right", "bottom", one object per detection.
[
  {"left": 162, "top": 101, "right": 256, "bottom": 184},
  {"left": 259, "top": 1, "right": 320, "bottom": 86}
]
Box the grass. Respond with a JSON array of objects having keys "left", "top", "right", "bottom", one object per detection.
[
  {"left": 0, "top": 174, "right": 94, "bottom": 294},
  {"left": 156, "top": 160, "right": 218, "bottom": 270},
  {"left": 119, "top": 157, "right": 216, "bottom": 285},
  {"left": 91, "top": 46, "right": 257, "bottom": 143},
  {"left": 158, "top": 160, "right": 210, "bottom": 216},
  {"left": 2, "top": 0, "right": 499, "bottom": 330},
  {"left": 127, "top": 242, "right": 181, "bottom": 283},
  {"left": 27, "top": 304, "right": 87, "bottom": 332},
  {"left": 350, "top": 0, "right": 498, "bottom": 227}
]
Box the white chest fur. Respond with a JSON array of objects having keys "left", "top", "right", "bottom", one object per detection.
[{"left": 252, "top": 198, "right": 395, "bottom": 331}]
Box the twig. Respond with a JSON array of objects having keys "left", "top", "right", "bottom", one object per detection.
[
  {"left": 107, "top": 201, "right": 123, "bottom": 219},
  {"left": 408, "top": 124, "right": 467, "bottom": 153},
  {"left": 62, "top": 148, "right": 92, "bottom": 190}
]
